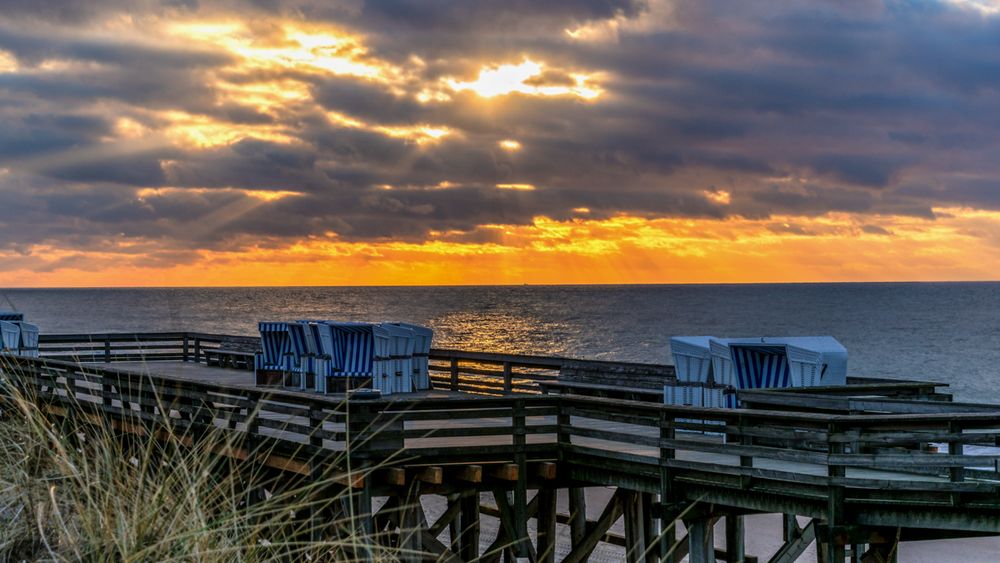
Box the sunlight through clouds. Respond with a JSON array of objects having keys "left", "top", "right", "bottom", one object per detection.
[{"left": 448, "top": 59, "right": 602, "bottom": 99}]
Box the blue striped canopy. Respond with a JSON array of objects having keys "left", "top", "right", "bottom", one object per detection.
[
  {"left": 322, "top": 322, "right": 391, "bottom": 377},
  {"left": 730, "top": 344, "right": 791, "bottom": 389},
  {"left": 258, "top": 322, "right": 293, "bottom": 368},
  {"left": 286, "top": 322, "right": 311, "bottom": 360}
]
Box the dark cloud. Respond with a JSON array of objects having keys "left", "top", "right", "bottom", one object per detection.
[{"left": 2, "top": 0, "right": 1000, "bottom": 264}]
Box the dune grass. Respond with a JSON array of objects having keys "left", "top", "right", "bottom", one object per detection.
[{"left": 0, "top": 357, "right": 390, "bottom": 562}]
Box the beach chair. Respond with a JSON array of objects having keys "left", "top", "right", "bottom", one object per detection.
[
  {"left": 256, "top": 322, "right": 295, "bottom": 386},
  {"left": 13, "top": 322, "right": 39, "bottom": 358},
  {"left": 320, "top": 323, "right": 392, "bottom": 395},
  {"left": 712, "top": 336, "right": 848, "bottom": 393},
  {"left": 670, "top": 336, "right": 714, "bottom": 384},
  {"left": 380, "top": 324, "right": 415, "bottom": 393},
  {"left": 389, "top": 322, "right": 433, "bottom": 390},
  {"left": 286, "top": 321, "right": 318, "bottom": 390},
  {"left": 0, "top": 321, "right": 19, "bottom": 353}
]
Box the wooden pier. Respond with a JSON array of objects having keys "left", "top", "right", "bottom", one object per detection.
[{"left": 2, "top": 331, "right": 1000, "bottom": 562}]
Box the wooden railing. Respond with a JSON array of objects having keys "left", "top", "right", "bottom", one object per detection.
[
  {"left": 4, "top": 354, "right": 1000, "bottom": 510},
  {"left": 37, "top": 333, "right": 663, "bottom": 396},
  {"left": 38, "top": 332, "right": 249, "bottom": 364}
]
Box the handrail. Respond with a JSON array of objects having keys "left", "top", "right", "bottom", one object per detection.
[{"left": 4, "top": 353, "right": 1000, "bottom": 502}]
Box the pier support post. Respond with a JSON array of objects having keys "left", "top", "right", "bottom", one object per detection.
[
  {"left": 724, "top": 514, "right": 745, "bottom": 563},
  {"left": 824, "top": 421, "right": 847, "bottom": 563},
  {"left": 511, "top": 399, "right": 534, "bottom": 559},
  {"left": 458, "top": 493, "right": 480, "bottom": 561},
  {"left": 686, "top": 517, "right": 714, "bottom": 563},
  {"left": 623, "top": 490, "right": 658, "bottom": 563},
  {"left": 536, "top": 487, "right": 557, "bottom": 563},
  {"left": 569, "top": 487, "right": 587, "bottom": 546},
  {"left": 658, "top": 410, "right": 679, "bottom": 563},
  {"left": 399, "top": 483, "right": 424, "bottom": 563}
]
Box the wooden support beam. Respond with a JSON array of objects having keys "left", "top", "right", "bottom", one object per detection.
[
  {"left": 429, "top": 496, "right": 463, "bottom": 537},
  {"left": 420, "top": 530, "right": 464, "bottom": 563},
  {"left": 454, "top": 464, "right": 483, "bottom": 483},
  {"left": 568, "top": 487, "right": 587, "bottom": 548},
  {"left": 641, "top": 493, "right": 657, "bottom": 563},
  {"left": 563, "top": 490, "right": 624, "bottom": 563},
  {"left": 535, "top": 461, "right": 557, "bottom": 480},
  {"left": 373, "top": 496, "right": 400, "bottom": 533},
  {"left": 536, "top": 488, "right": 557, "bottom": 563},
  {"left": 686, "top": 516, "right": 715, "bottom": 563},
  {"left": 488, "top": 463, "right": 519, "bottom": 481},
  {"left": 458, "top": 493, "right": 480, "bottom": 562},
  {"left": 411, "top": 466, "right": 443, "bottom": 485},
  {"left": 379, "top": 467, "right": 407, "bottom": 487},
  {"left": 624, "top": 490, "right": 649, "bottom": 563},
  {"left": 725, "top": 514, "right": 746, "bottom": 563},
  {"left": 768, "top": 519, "right": 817, "bottom": 563},
  {"left": 398, "top": 484, "right": 424, "bottom": 563},
  {"left": 490, "top": 490, "right": 537, "bottom": 563}
]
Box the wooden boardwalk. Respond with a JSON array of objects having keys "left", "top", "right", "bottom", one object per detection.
[{"left": 3, "top": 331, "right": 1000, "bottom": 562}]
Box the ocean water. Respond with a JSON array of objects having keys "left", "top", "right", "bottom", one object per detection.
[{"left": 2, "top": 282, "right": 998, "bottom": 402}]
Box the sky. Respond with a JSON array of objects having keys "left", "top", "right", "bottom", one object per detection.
[{"left": 2, "top": 0, "right": 1000, "bottom": 286}]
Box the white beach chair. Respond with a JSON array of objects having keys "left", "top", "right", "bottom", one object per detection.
[
  {"left": 0, "top": 321, "right": 19, "bottom": 353},
  {"left": 389, "top": 322, "right": 433, "bottom": 390},
  {"left": 380, "top": 323, "right": 415, "bottom": 393},
  {"left": 14, "top": 322, "right": 39, "bottom": 358}
]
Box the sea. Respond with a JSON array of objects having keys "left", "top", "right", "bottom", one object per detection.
[
  {"left": 2, "top": 282, "right": 998, "bottom": 403},
  {"left": 4, "top": 282, "right": 1000, "bottom": 560}
]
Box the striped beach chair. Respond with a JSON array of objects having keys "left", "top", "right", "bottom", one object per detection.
[
  {"left": 286, "top": 322, "right": 317, "bottom": 390},
  {"left": 730, "top": 344, "right": 791, "bottom": 390},
  {"left": 380, "top": 324, "right": 415, "bottom": 394},
  {"left": 711, "top": 336, "right": 848, "bottom": 397},
  {"left": 389, "top": 322, "right": 433, "bottom": 390},
  {"left": 670, "top": 336, "right": 714, "bottom": 385},
  {"left": 0, "top": 321, "right": 19, "bottom": 353},
  {"left": 256, "top": 322, "right": 295, "bottom": 385},
  {"left": 321, "top": 323, "right": 392, "bottom": 395}
]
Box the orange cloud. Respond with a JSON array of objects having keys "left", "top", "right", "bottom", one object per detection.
[{"left": 2, "top": 208, "right": 999, "bottom": 287}]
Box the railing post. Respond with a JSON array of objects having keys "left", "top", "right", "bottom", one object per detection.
[
  {"left": 194, "top": 337, "right": 202, "bottom": 364},
  {"left": 824, "top": 421, "right": 847, "bottom": 562},
  {"left": 503, "top": 361, "right": 513, "bottom": 394},
  {"left": 182, "top": 334, "right": 190, "bottom": 362},
  {"left": 104, "top": 337, "right": 111, "bottom": 363},
  {"left": 511, "top": 398, "right": 531, "bottom": 558},
  {"left": 659, "top": 408, "right": 679, "bottom": 562},
  {"left": 949, "top": 421, "right": 965, "bottom": 483},
  {"left": 450, "top": 357, "right": 459, "bottom": 391}
]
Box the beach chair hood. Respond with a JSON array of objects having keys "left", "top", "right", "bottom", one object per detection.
[
  {"left": 0, "top": 321, "right": 19, "bottom": 351},
  {"left": 670, "top": 336, "right": 714, "bottom": 384}
]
